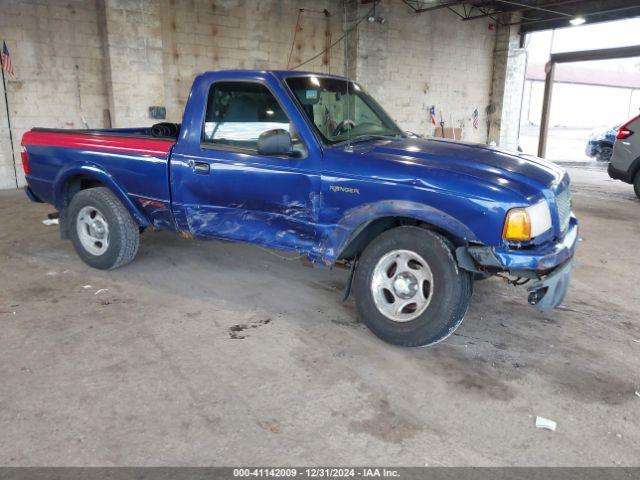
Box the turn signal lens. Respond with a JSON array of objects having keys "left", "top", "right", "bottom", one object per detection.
[{"left": 503, "top": 208, "right": 531, "bottom": 241}]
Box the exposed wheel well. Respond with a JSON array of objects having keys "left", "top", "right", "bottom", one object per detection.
[
  {"left": 63, "top": 175, "right": 105, "bottom": 206},
  {"left": 59, "top": 175, "right": 106, "bottom": 239},
  {"left": 337, "top": 216, "right": 463, "bottom": 261}
]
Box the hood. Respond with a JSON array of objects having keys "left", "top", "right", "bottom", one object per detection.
[{"left": 341, "top": 137, "right": 566, "bottom": 201}]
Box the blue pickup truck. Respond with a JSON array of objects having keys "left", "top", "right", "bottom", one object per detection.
[{"left": 21, "top": 70, "right": 578, "bottom": 347}]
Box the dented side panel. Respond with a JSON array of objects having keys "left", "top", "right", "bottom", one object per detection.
[
  {"left": 169, "top": 71, "right": 324, "bottom": 253},
  {"left": 170, "top": 152, "right": 321, "bottom": 251}
]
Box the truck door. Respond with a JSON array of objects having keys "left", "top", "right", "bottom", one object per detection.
[{"left": 170, "top": 79, "right": 321, "bottom": 253}]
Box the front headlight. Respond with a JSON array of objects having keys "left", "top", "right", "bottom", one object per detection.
[{"left": 503, "top": 200, "right": 552, "bottom": 241}]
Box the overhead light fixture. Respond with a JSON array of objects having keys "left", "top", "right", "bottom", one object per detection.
[
  {"left": 367, "top": 0, "right": 385, "bottom": 24},
  {"left": 570, "top": 16, "right": 586, "bottom": 26},
  {"left": 368, "top": 14, "right": 385, "bottom": 24}
]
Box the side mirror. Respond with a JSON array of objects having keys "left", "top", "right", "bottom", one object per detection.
[{"left": 257, "top": 129, "right": 293, "bottom": 156}]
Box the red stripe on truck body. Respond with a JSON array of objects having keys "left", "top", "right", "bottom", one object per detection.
[{"left": 21, "top": 130, "right": 174, "bottom": 157}]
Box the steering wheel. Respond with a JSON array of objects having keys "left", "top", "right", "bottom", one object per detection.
[{"left": 332, "top": 119, "right": 356, "bottom": 137}]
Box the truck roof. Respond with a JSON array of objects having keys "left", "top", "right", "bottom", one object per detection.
[{"left": 195, "top": 69, "right": 351, "bottom": 82}]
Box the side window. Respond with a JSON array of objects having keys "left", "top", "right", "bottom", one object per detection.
[{"left": 203, "top": 82, "right": 290, "bottom": 150}]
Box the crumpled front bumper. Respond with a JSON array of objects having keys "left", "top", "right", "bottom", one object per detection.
[
  {"left": 458, "top": 216, "right": 579, "bottom": 313},
  {"left": 468, "top": 216, "right": 578, "bottom": 274},
  {"left": 526, "top": 259, "right": 573, "bottom": 313}
]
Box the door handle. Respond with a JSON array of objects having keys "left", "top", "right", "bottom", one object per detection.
[{"left": 193, "top": 162, "right": 210, "bottom": 175}]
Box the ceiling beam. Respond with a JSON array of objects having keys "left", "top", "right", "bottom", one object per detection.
[
  {"left": 400, "top": 0, "right": 424, "bottom": 12},
  {"left": 461, "top": 0, "right": 584, "bottom": 21},
  {"left": 550, "top": 44, "right": 640, "bottom": 63},
  {"left": 414, "top": 0, "right": 470, "bottom": 13},
  {"left": 494, "top": 0, "right": 572, "bottom": 17},
  {"left": 506, "top": 3, "right": 640, "bottom": 27}
]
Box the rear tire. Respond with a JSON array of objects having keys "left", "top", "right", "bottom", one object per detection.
[
  {"left": 634, "top": 172, "right": 640, "bottom": 200},
  {"left": 67, "top": 187, "right": 139, "bottom": 270},
  {"left": 353, "top": 226, "right": 472, "bottom": 347}
]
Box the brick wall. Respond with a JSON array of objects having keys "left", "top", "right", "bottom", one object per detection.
[
  {"left": 0, "top": 0, "right": 523, "bottom": 189},
  {"left": 102, "top": 0, "right": 166, "bottom": 127},
  {"left": 352, "top": 2, "right": 496, "bottom": 142},
  {"left": 159, "top": 0, "right": 345, "bottom": 122},
  {"left": 0, "top": 0, "right": 109, "bottom": 189}
]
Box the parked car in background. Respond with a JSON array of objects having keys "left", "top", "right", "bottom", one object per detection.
[
  {"left": 585, "top": 124, "right": 618, "bottom": 162},
  {"left": 608, "top": 114, "right": 640, "bottom": 199}
]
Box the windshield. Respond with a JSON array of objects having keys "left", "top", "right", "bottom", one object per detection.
[{"left": 285, "top": 76, "right": 402, "bottom": 144}]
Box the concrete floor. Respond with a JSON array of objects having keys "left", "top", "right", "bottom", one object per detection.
[{"left": 1, "top": 166, "right": 639, "bottom": 466}]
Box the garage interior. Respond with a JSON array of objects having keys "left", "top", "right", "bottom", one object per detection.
[{"left": 1, "top": 0, "right": 640, "bottom": 467}]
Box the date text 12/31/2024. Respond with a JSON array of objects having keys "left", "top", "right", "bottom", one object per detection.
[{"left": 233, "top": 468, "right": 400, "bottom": 478}]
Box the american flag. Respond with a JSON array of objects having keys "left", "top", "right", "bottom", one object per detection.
[
  {"left": 472, "top": 108, "right": 479, "bottom": 129},
  {"left": 1, "top": 41, "right": 14, "bottom": 76},
  {"left": 429, "top": 106, "right": 436, "bottom": 125}
]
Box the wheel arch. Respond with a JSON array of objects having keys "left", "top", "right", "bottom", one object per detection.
[
  {"left": 629, "top": 155, "right": 640, "bottom": 181},
  {"left": 54, "top": 164, "right": 150, "bottom": 238},
  {"left": 330, "top": 201, "right": 479, "bottom": 262}
]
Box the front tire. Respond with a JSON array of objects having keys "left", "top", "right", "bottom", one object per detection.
[
  {"left": 353, "top": 226, "right": 472, "bottom": 347},
  {"left": 67, "top": 187, "right": 140, "bottom": 270}
]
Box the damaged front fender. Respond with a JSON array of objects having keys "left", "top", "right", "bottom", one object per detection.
[{"left": 321, "top": 199, "right": 481, "bottom": 264}]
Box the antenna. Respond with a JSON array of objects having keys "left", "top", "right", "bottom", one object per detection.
[{"left": 344, "top": 0, "right": 352, "bottom": 151}]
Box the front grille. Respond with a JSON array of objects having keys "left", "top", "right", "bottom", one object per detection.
[{"left": 555, "top": 187, "right": 571, "bottom": 233}]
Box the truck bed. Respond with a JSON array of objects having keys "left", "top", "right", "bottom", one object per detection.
[
  {"left": 22, "top": 126, "right": 178, "bottom": 230},
  {"left": 24, "top": 127, "right": 177, "bottom": 155}
]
